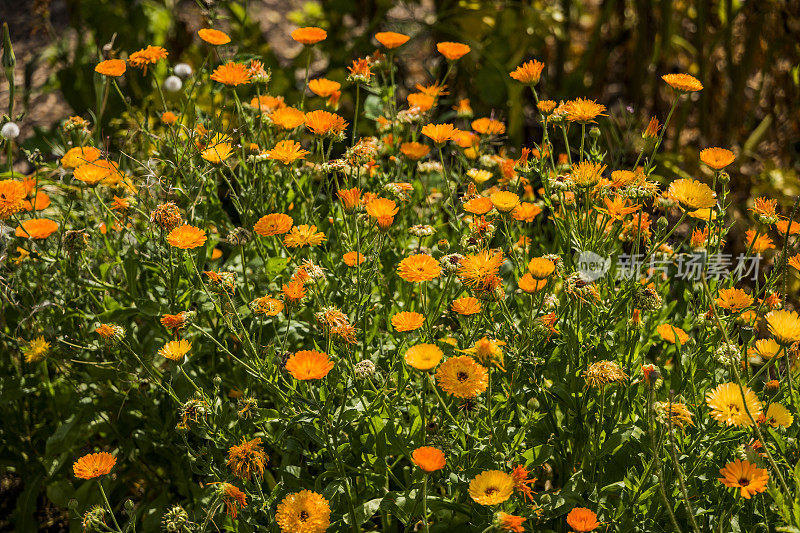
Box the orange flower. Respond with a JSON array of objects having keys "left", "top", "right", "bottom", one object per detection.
[
  {"left": 284, "top": 224, "right": 326, "bottom": 248},
  {"left": 527, "top": 257, "right": 555, "bottom": 279},
  {"left": 451, "top": 296, "right": 481, "bottom": 315},
  {"left": 509, "top": 59, "right": 545, "bottom": 84},
  {"left": 657, "top": 323, "right": 689, "bottom": 345},
  {"left": 285, "top": 350, "right": 334, "bottom": 380},
  {"left": 200, "top": 134, "right": 234, "bottom": 163},
  {"left": 566, "top": 508, "right": 600, "bottom": 532},
  {"left": 490, "top": 191, "right": 519, "bottom": 212},
  {"left": 718, "top": 459, "right": 769, "bottom": 499},
  {"left": 564, "top": 98, "right": 607, "bottom": 123},
  {"left": 74, "top": 160, "right": 122, "bottom": 185},
  {"left": 210, "top": 62, "right": 251, "bottom": 86},
  {"left": 668, "top": 178, "right": 716, "bottom": 210},
  {"left": 400, "top": 142, "right": 430, "bottom": 160},
  {"left": 343, "top": 251, "right": 366, "bottom": 266},
  {"left": 266, "top": 140, "right": 310, "bottom": 165},
  {"left": 95, "top": 59, "right": 126, "bottom": 77},
  {"left": 407, "top": 92, "right": 435, "bottom": 112},
  {"left": 304, "top": 110, "right": 348, "bottom": 136},
  {"left": 161, "top": 312, "right": 189, "bottom": 332},
  {"left": 215, "top": 482, "right": 247, "bottom": 518},
  {"left": 715, "top": 288, "right": 754, "bottom": 313},
  {"left": 512, "top": 202, "right": 542, "bottom": 222},
  {"left": 0, "top": 180, "right": 27, "bottom": 219},
  {"left": 291, "top": 27, "right": 327, "bottom": 45},
  {"left": 437, "top": 41, "right": 471, "bottom": 60},
  {"left": 497, "top": 512, "right": 526, "bottom": 532},
  {"left": 392, "top": 311, "right": 425, "bottom": 332},
  {"left": 745, "top": 229, "right": 774, "bottom": 253},
  {"left": 161, "top": 111, "right": 178, "bottom": 124},
  {"left": 463, "top": 196, "right": 493, "bottom": 215},
  {"left": 472, "top": 117, "right": 505, "bottom": 136},
  {"left": 411, "top": 446, "right": 446, "bottom": 472},
  {"left": 366, "top": 198, "right": 399, "bottom": 220},
  {"left": 73, "top": 452, "right": 116, "bottom": 479},
  {"left": 421, "top": 123, "right": 457, "bottom": 144},
  {"left": 347, "top": 58, "right": 373, "bottom": 82},
  {"left": 61, "top": 146, "right": 102, "bottom": 168},
  {"left": 662, "top": 73, "right": 703, "bottom": 92},
  {"left": 128, "top": 45, "right": 168, "bottom": 69},
  {"left": 518, "top": 273, "right": 547, "bottom": 293},
  {"left": 700, "top": 147, "right": 735, "bottom": 170},
  {"left": 250, "top": 94, "right": 285, "bottom": 113},
  {"left": 308, "top": 78, "right": 341, "bottom": 97},
  {"left": 16, "top": 218, "right": 58, "bottom": 239},
  {"left": 282, "top": 280, "right": 306, "bottom": 303},
  {"left": 775, "top": 219, "right": 800, "bottom": 237},
  {"left": 166, "top": 224, "right": 207, "bottom": 249},
  {"left": 397, "top": 253, "right": 441, "bottom": 282},
  {"left": 457, "top": 250, "right": 504, "bottom": 291},
  {"left": 510, "top": 464, "right": 537, "bottom": 502},
  {"left": 227, "top": 437, "right": 268, "bottom": 480},
  {"left": 254, "top": 213, "right": 293, "bottom": 236},
  {"left": 338, "top": 188, "right": 362, "bottom": 211},
  {"left": 269, "top": 107, "right": 305, "bottom": 129},
  {"left": 22, "top": 191, "right": 51, "bottom": 211},
  {"left": 198, "top": 28, "right": 231, "bottom": 45},
  {"left": 404, "top": 343, "right": 443, "bottom": 370},
  {"left": 375, "top": 31, "right": 410, "bottom": 49}
]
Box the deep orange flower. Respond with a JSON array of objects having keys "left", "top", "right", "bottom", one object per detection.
[
  {"left": 510, "top": 464, "right": 537, "bottom": 502},
  {"left": 161, "top": 312, "right": 189, "bottom": 332},
  {"left": 338, "top": 188, "right": 362, "bottom": 211},
  {"left": 161, "top": 111, "right": 178, "bottom": 124},
  {"left": 497, "top": 512, "right": 526, "bottom": 532},
  {"left": 404, "top": 343, "right": 443, "bottom": 370},
  {"left": 22, "top": 191, "right": 51, "bottom": 211},
  {"left": 291, "top": 27, "right": 327, "bottom": 45},
  {"left": 411, "top": 446, "right": 446, "bottom": 472},
  {"left": 215, "top": 482, "right": 247, "bottom": 518},
  {"left": 282, "top": 279, "right": 306, "bottom": 303},
  {"left": 775, "top": 219, "right": 800, "bottom": 237},
  {"left": 472, "top": 117, "right": 505, "bottom": 135},
  {"left": 518, "top": 273, "right": 547, "bottom": 293},
  {"left": 366, "top": 197, "right": 399, "bottom": 220},
  {"left": 421, "top": 123, "right": 457, "bottom": 144},
  {"left": 253, "top": 213, "right": 293, "bottom": 236},
  {"left": 61, "top": 146, "right": 102, "bottom": 168},
  {"left": 211, "top": 62, "right": 251, "bottom": 86},
  {"left": 198, "top": 28, "right": 231, "bottom": 45},
  {"left": 16, "top": 218, "right": 58, "bottom": 239},
  {"left": 451, "top": 296, "right": 481, "bottom": 315},
  {"left": 509, "top": 59, "right": 545, "bottom": 84},
  {"left": 74, "top": 160, "right": 122, "bottom": 185},
  {"left": 437, "top": 41, "right": 470, "bottom": 60},
  {"left": 700, "top": 147, "right": 735, "bottom": 170},
  {"left": 250, "top": 94, "right": 285, "bottom": 113},
  {"left": 512, "top": 202, "right": 542, "bottom": 222},
  {"left": 284, "top": 224, "right": 326, "bottom": 248},
  {"left": 304, "top": 110, "right": 348, "bottom": 136},
  {"left": 745, "top": 229, "right": 774, "bottom": 253},
  {"left": 0, "top": 180, "right": 27, "bottom": 220},
  {"left": 227, "top": 437, "right": 268, "bottom": 480},
  {"left": 397, "top": 253, "right": 441, "bottom": 282},
  {"left": 662, "top": 73, "right": 703, "bottom": 92},
  {"left": 95, "top": 59, "right": 126, "bottom": 77},
  {"left": 269, "top": 107, "right": 305, "bottom": 129},
  {"left": 566, "top": 508, "right": 600, "bottom": 532},
  {"left": 457, "top": 250, "right": 504, "bottom": 291},
  {"left": 718, "top": 459, "right": 769, "bottom": 499},
  {"left": 657, "top": 323, "right": 689, "bottom": 345},
  {"left": 375, "top": 31, "right": 410, "bottom": 49},
  {"left": 407, "top": 92, "right": 435, "bottom": 112},
  {"left": 265, "top": 140, "right": 310, "bottom": 165},
  {"left": 564, "top": 98, "right": 607, "bottom": 123},
  {"left": 285, "top": 350, "right": 334, "bottom": 380},
  {"left": 128, "top": 45, "right": 168, "bottom": 69},
  {"left": 73, "top": 452, "right": 116, "bottom": 479},
  {"left": 392, "top": 311, "right": 425, "bottom": 332},
  {"left": 166, "top": 224, "right": 207, "bottom": 249},
  {"left": 343, "top": 251, "right": 366, "bottom": 266},
  {"left": 308, "top": 78, "right": 341, "bottom": 98},
  {"left": 400, "top": 142, "right": 430, "bottom": 160},
  {"left": 347, "top": 58, "right": 373, "bottom": 82}
]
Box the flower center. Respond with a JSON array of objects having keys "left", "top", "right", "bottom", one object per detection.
[
  {"left": 485, "top": 487, "right": 497, "bottom": 496},
  {"left": 299, "top": 510, "right": 309, "bottom": 521},
  {"left": 457, "top": 371, "right": 469, "bottom": 382},
  {"left": 738, "top": 478, "right": 750, "bottom": 486}
]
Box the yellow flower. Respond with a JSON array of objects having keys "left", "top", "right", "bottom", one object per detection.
[
  {"left": 159, "top": 339, "right": 191, "bottom": 361},
  {"left": 667, "top": 178, "right": 716, "bottom": 210},
  {"left": 706, "top": 382, "right": 762, "bottom": 427},
  {"left": 763, "top": 403, "right": 793, "bottom": 428},
  {"left": 435, "top": 355, "right": 488, "bottom": 398},
  {"left": 662, "top": 73, "right": 703, "bottom": 92},
  {"left": 266, "top": 140, "right": 310, "bottom": 165},
  {"left": 421, "top": 123, "right": 458, "bottom": 144},
  {"left": 766, "top": 310, "right": 800, "bottom": 345},
  {"left": 468, "top": 470, "right": 514, "bottom": 505},
  {"left": 718, "top": 459, "right": 768, "bottom": 499},
  {"left": 404, "top": 343, "right": 443, "bottom": 370},
  {"left": 459, "top": 337, "right": 505, "bottom": 370},
  {"left": 700, "top": 147, "right": 735, "bottom": 170},
  {"left": 61, "top": 146, "right": 102, "bottom": 168},
  {"left": 0, "top": 180, "right": 27, "bottom": 220},
  {"left": 392, "top": 311, "right": 425, "bottom": 332},
  {"left": 284, "top": 225, "right": 326, "bottom": 248},
  {"left": 451, "top": 296, "right": 481, "bottom": 315},
  {"left": 564, "top": 98, "right": 607, "bottom": 123},
  {"left": 490, "top": 191, "right": 519, "bottom": 212},
  {"left": 275, "top": 490, "right": 330, "bottom": 533},
  {"left": 201, "top": 135, "right": 234, "bottom": 163},
  {"left": 457, "top": 250, "right": 504, "bottom": 291},
  {"left": 584, "top": 360, "right": 628, "bottom": 388},
  {"left": 23, "top": 336, "right": 51, "bottom": 363},
  {"left": 715, "top": 288, "right": 753, "bottom": 313}
]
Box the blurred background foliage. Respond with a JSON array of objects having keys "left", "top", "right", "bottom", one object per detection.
[{"left": 1, "top": 0, "right": 800, "bottom": 530}]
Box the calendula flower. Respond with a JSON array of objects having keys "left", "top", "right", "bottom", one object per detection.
[
  {"left": 437, "top": 41, "right": 471, "bottom": 60},
  {"left": 457, "top": 250, "right": 504, "bottom": 291},
  {"left": 159, "top": 339, "right": 191, "bottom": 361},
  {"left": 566, "top": 508, "right": 600, "bottom": 532},
  {"left": 452, "top": 296, "right": 481, "bottom": 315},
  {"left": 762, "top": 403, "right": 793, "bottom": 428},
  {"left": 95, "top": 59, "right": 126, "bottom": 77},
  {"left": 538, "top": 100, "right": 557, "bottom": 114},
  {"left": 291, "top": 27, "right": 327, "bottom": 45},
  {"left": 472, "top": 117, "right": 505, "bottom": 136},
  {"left": 497, "top": 512, "right": 526, "bottom": 532},
  {"left": 250, "top": 296, "right": 284, "bottom": 316},
  {"left": 61, "top": 146, "right": 102, "bottom": 168},
  {"left": 656, "top": 323, "right": 689, "bottom": 345},
  {"left": 510, "top": 464, "right": 537, "bottom": 502},
  {"left": 436, "top": 356, "right": 488, "bottom": 398},
  {"left": 73, "top": 159, "right": 122, "bottom": 185},
  {"left": 392, "top": 311, "right": 425, "bottom": 332},
  {"left": 283, "top": 225, "right": 325, "bottom": 248},
  {"left": 421, "top": 123, "right": 458, "bottom": 144},
  {"left": 282, "top": 279, "right": 306, "bottom": 304},
  {"left": 463, "top": 196, "right": 494, "bottom": 215},
  {"left": 655, "top": 401, "right": 695, "bottom": 429},
  {"left": 404, "top": 343, "right": 443, "bottom": 370},
  {"left": 337, "top": 187, "right": 362, "bottom": 211},
  {"left": 308, "top": 78, "right": 341, "bottom": 98},
  {"left": 662, "top": 73, "right": 703, "bottom": 92},
  {"left": 564, "top": 98, "right": 607, "bottom": 123},
  {"left": 211, "top": 61, "right": 251, "bottom": 86},
  {"left": 407, "top": 92, "right": 435, "bottom": 112},
  {"left": 570, "top": 161, "right": 606, "bottom": 187},
  {"left": 198, "top": 28, "right": 231, "bottom": 45},
  {"left": 668, "top": 178, "right": 716, "bottom": 210},
  {"left": 788, "top": 254, "right": 800, "bottom": 271},
  {"left": 644, "top": 116, "right": 660, "bottom": 138},
  {"left": 270, "top": 107, "right": 305, "bottom": 129},
  {"left": 227, "top": 437, "right": 268, "bottom": 480},
  {"left": 128, "top": 45, "right": 168, "bottom": 70},
  {"left": 519, "top": 273, "right": 547, "bottom": 293},
  {"left": 460, "top": 337, "right": 505, "bottom": 370},
  {"left": 750, "top": 197, "right": 779, "bottom": 225},
  {"left": 161, "top": 312, "right": 189, "bottom": 332},
  {"left": 512, "top": 202, "right": 542, "bottom": 222},
  {"left": 254, "top": 213, "right": 293, "bottom": 236},
  {"left": 347, "top": 58, "right": 373, "bottom": 83},
  {"left": 400, "top": 142, "right": 430, "bottom": 160},
  {"left": 410, "top": 446, "right": 447, "bottom": 474},
  {"left": 468, "top": 470, "right": 514, "bottom": 505},
  {"left": 718, "top": 459, "right": 768, "bottom": 499},
  {"left": 73, "top": 452, "right": 116, "bottom": 479},
  {"left": 375, "top": 31, "right": 410, "bottom": 49},
  {"left": 706, "top": 383, "right": 762, "bottom": 427},
  {"left": 715, "top": 287, "right": 754, "bottom": 313},
  {"left": 509, "top": 59, "right": 545, "bottom": 84},
  {"left": 0, "top": 180, "right": 26, "bottom": 220},
  {"left": 214, "top": 482, "right": 247, "bottom": 518},
  {"left": 167, "top": 224, "right": 207, "bottom": 249},
  {"left": 745, "top": 229, "right": 774, "bottom": 253},
  {"left": 200, "top": 134, "right": 234, "bottom": 163},
  {"left": 342, "top": 251, "right": 366, "bottom": 267},
  {"left": 22, "top": 336, "right": 51, "bottom": 363},
  {"left": 250, "top": 94, "right": 285, "bottom": 113},
  {"left": 467, "top": 168, "right": 492, "bottom": 185},
  {"left": 397, "top": 253, "right": 441, "bottom": 282},
  {"left": 266, "top": 140, "right": 309, "bottom": 165},
  {"left": 96, "top": 323, "right": 124, "bottom": 340},
  {"left": 286, "top": 350, "right": 333, "bottom": 380},
  {"left": 597, "top": 195, "right": 639, "bottom": 220},
  {"left": 304, "top": 110, "right": 348, "bottom": 136},
  {"left": 366, "top": 198, "right": 399, "bottom": 223},
  {"left": 584, "top": 360, "right": 628, "bottom": 388},
  {"left": 527, "top": 257, "right": 555, "bottom": 279},
  {"left": 700, "top": 147, "right": 735, "bottom": 170},
  {"left": 766, "top": 310, "right": 800, "bottom": 345},
  {"left": 275, "top": 490, "right": 330, "bottom": 533},
  {"left": 490, "top": 191, "right": 519, "bottom": 212},
  {"left": 753, "top": 338, "right": 782, "bottom": 360},
  {"left": 16, "top": 218, "right": 58, "bottom": 239}
]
